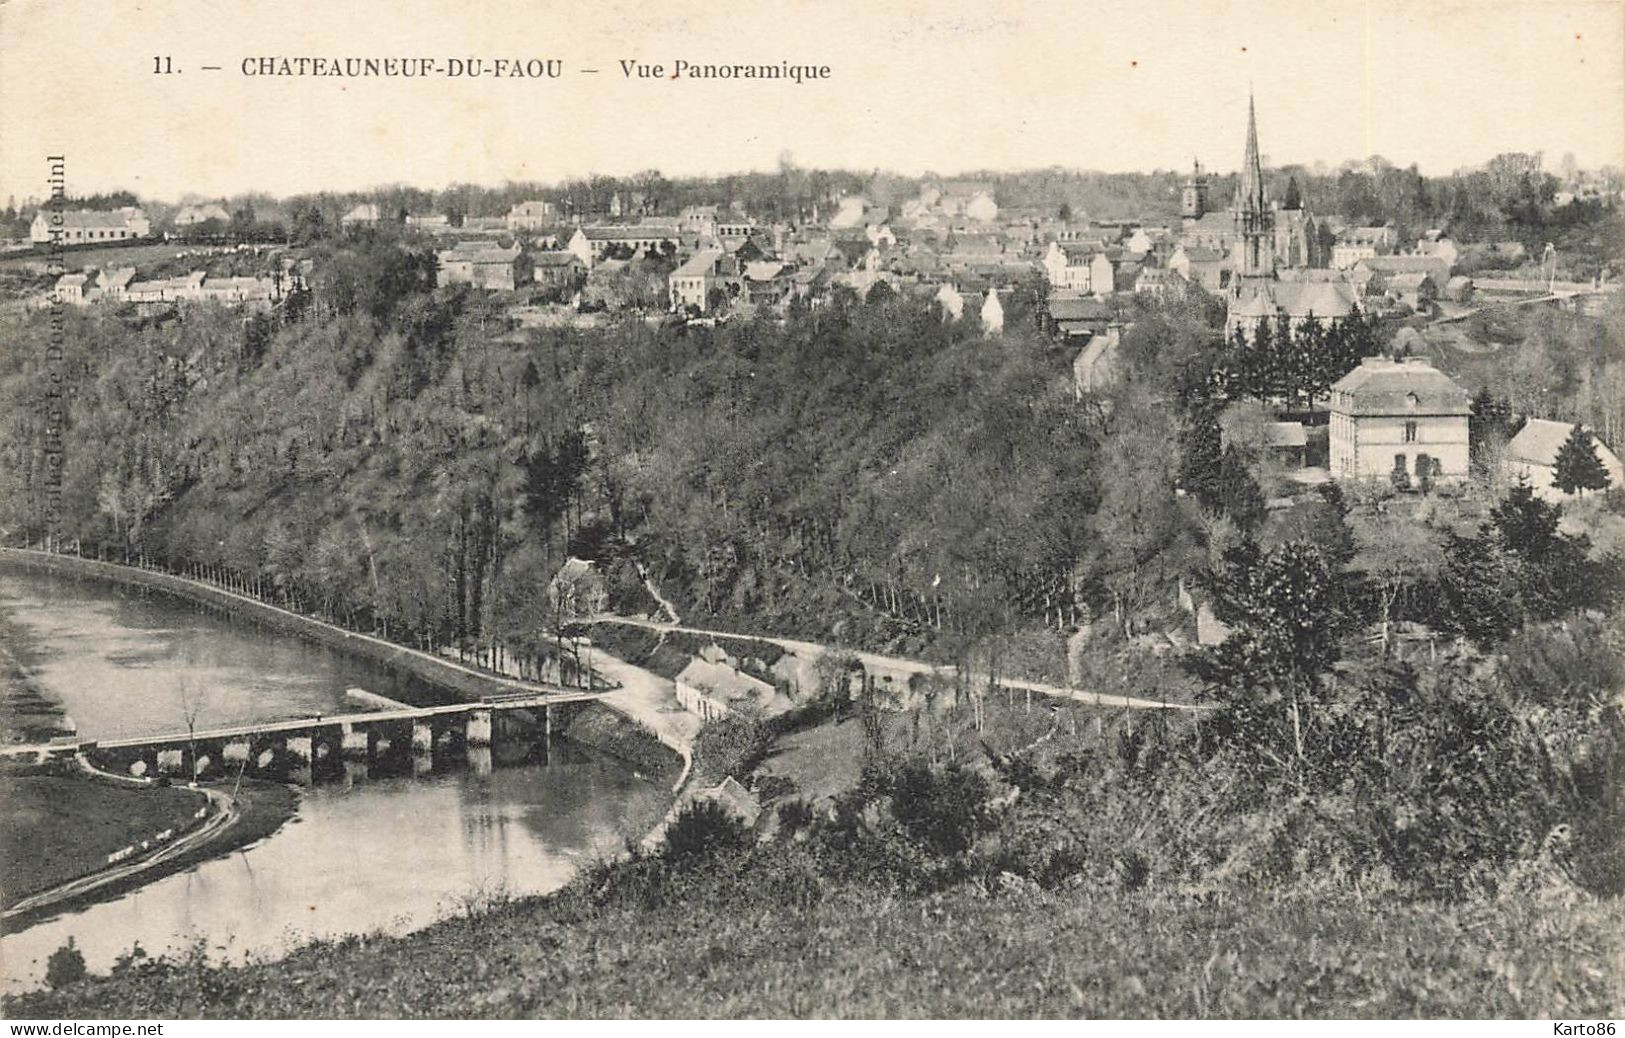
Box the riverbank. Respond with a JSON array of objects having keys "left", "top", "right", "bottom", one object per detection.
[
  {"left": 2, "top": 770, "right": 300, "bottom": 930},
  {"left": 0, "top": 552, "right": 697, "bottom": 947},
  {"left": 0, "top": 612, "right": 70, "bottom": 745},
  {"left": 1, "top": 771, "right": 205, "bottom": 905}
]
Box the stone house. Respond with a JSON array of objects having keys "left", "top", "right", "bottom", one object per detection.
[
  {"left": 1168, "top": 244, "right": 1230, "bottom": 293},
  {"left": 1328, "top": 356, "right": 1472, "bottom": 484},
  {"left": 668, "top": 249, "right": 727, "bottom": 312},
  {"left": 1042, "top": 241, "right": 1095, "bottom": 291},
  {"left": 506, "top": 200, "right": 555, "bottom": 230},
  {"left": 436, "top": 243, "right": 529, "bottom": 291}
]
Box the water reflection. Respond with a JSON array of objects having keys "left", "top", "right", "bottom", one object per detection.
[
  {"left": 0, "top": 566, "right": 453, "bottom": 739},
  {"left": 0, "top": 566, "right": 668, "bottom": 992}
]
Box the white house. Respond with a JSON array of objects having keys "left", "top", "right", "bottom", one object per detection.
[
  {"left": 569, "top": 224, "right": 681, "bottom": 267},
  {"left": 1505, "top": 419, "right": 1624, "bottom": 502},
  {"left": 1042, "top": 241, "right": 1095, "bottom": 291},
  {"left": 506, "top": 200, "right": 555, "bottom": 230},
  {"left": 669, "top": 249, "right": 725, "bottom": 312},
  {"left": 1331, "top": 225, "right": 1397, "bottom": 269},
  {"left": 1328, "top": 356, "right": 1471, "bottom": 484},
  {"left": 50, "top": 273, "right": 91, "bottom": 305},
  {"left": 674, "top": 657, "right": 775, "bottom": 721},
  {"left": 30, "top": 207, "right": 151, "bottom": 244}
]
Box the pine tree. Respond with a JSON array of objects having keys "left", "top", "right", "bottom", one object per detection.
[
  {"left": 1553, "top": 424, "right": 1611, "bottom": 495},
  {"left": 1178, "top": 406, "right": 1226, "bottom": 510},
  {"left": 1283, "top": 175, "right": 1303, "bottom": 211}
]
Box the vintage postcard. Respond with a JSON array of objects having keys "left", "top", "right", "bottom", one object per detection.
[{"left": 0, "top": 0, "right": 1622, "bottom": 1023}]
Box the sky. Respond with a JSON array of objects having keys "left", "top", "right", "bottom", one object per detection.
[{"left": 1, "top": 0, "right": 1621, "bottom": 204}]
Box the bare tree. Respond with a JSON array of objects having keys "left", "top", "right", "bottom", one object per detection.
[{"left": 177, "top": 675, "right": 210, "bottom": 781}]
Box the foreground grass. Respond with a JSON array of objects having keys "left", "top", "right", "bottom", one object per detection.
[
  {"left": 9, "top": 870, "right": 1622, "bottom": 1018},
  {"left": 0, "top": 774, "right": 207, "bottom": 904}
]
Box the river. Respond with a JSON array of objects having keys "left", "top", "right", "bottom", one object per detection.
[{"left": 0, "top": 564, "right": 670, "bottom": 992}]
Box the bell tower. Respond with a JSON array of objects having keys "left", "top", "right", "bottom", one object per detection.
[{"left": 1181, "top": 159, "right": 1209, "bottom": 220}]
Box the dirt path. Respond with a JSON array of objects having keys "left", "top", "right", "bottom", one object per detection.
[{"left": 593, "top": 616, "right": 1208, "bottom": 713}]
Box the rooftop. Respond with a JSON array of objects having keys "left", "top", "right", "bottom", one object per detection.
[{"left": 1330, "top": 357, "right": 1471, "bottom": 417}]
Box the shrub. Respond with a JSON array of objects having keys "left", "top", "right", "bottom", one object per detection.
[
  {"left": 662, "top": 799, "right": 752, "bottom": 863},
  {"left": 691, "top": 711, "right": 769, "bottom": 786},
  {"left": 776, "top": 798, "right": 816, "bottom": 836},
  {"left": 45, "top": 938, "right": 87, "bottom": 990}
]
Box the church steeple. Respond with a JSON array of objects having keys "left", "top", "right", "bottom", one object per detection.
[
  {"left": 1235, "top": 92, "right": 1267, "bottom": 215},
  {"left": 1232, "top": 90, "right": 1275, "bottom": 279}
]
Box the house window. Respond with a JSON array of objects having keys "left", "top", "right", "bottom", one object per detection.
[{"left": 1404, "top": 420, "right": 1418, "bottom": 443}]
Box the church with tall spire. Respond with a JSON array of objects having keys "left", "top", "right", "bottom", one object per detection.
[
  {"left": 1231, "top": 92, "right": 1276, "bottom": 280},
  {"left": 1222, "top": 92, "right": 1355, "bottom": 339}
]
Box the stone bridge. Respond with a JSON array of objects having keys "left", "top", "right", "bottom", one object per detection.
[{"left": 11, "top": 691, "right": 604, "bottom": 783}]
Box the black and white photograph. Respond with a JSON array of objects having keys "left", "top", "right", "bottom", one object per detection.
[{"left": 0, "top": 0, "right": 1622, "bottom": 1022}]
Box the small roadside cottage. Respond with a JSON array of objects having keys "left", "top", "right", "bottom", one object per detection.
[{"left": 674, "top": 657, "right": 775, "bottom": 721}]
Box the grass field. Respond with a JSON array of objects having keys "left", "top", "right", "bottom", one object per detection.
[
  {"left": 0, "top": 242, "right": 187, "bottom": 273},
  {"left": 8, "top": 865, "right": 1620, "bottom": 1018},
  {"left": 0, "top": 774, "right": 207, "bottom": 904}
]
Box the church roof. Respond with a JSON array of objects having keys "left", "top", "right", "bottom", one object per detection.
[
  {"left": 1274, "top": 279, "right": 1359, "bottom": 317},
  {"left": 1233, "top": 276, "right": 1359, "bottom": 322},
  {"left": 1048, "top": 295, "right": 1110, "bottom": 321}
]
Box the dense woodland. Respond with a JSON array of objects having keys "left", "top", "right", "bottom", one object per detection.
[
  {"left": 0, "top": 249, "right": 1109, "bottom": 671},
  {"left": 3, "top": 224, "right": 1625, "bottom": 676}
]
